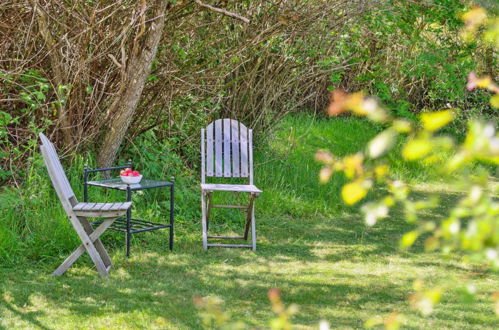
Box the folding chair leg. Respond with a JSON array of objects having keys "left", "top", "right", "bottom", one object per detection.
[
  {"left": 53, "top": 217, "right": 114, "bottom": 277},
  {"left": 206, "top": 192, "right": 212, "bottom": 232},
  {"left": 251, "top": 204, "right": 256, "bottom": 251},
  {"left": 201, "top": 192, "right": 208, "bottom": 250},
  {"left": 243, "top": 194, "right": 256, "bottom": 240},
  {"left": 80, "top": 217, "right": 111, "bottom": 268}
]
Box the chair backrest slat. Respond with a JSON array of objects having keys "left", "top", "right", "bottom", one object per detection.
[
  {"left": 240, "top": 123, "right": 249, "bottom": 177},
  {"left": 248, "top": 129, "right": 254, "bottom": 185},
  {"left": 214, "top": 119, "right": 223, "bottom": 177},
  {"left": 39, "top": 133, "right": 77, "bottom": 212},
  {"left": 231, "top": 119, "right": 240, "bottom": 177},
  {"left": 202, "top": 119, "right": 253, "bottom": 183},
  {"left": 223, "top": 119, "right": 231, "bottom": 177},
  {"left": 206, "top": 123, "right": 214, "bottom": 176},
  {"left": 41, "top": 135, "right": 73, "bottom": 196}
]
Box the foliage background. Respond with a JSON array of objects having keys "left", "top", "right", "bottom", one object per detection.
[
  {"left": 0, "top": 0, "right": 497, "bottom": 282},
  {"left": 1, "top": 0, "right": 496, "bottom": 183}
]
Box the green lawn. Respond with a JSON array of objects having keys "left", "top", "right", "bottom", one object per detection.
[{"left": 1, "top": 115, "right": 497, "bottom": 329}]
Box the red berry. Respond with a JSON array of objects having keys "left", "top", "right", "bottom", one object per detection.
[{"left": 132, "top": 171, "right": 140, "bottom": 177}]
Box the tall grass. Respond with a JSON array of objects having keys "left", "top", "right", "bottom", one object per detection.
[{"left": 0, "top": 114, "right": 444, "bottom": 266}]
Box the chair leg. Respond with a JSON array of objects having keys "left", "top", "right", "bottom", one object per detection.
[
  {"left": 53, "top": 217, "right": 115, "bottom": 277},
  {"left": 80, "top": 217, "right": 111, "bottom": 268},
  {"left": 206, "top": 192, "right": 212, "bottom": 232},
  {"left": 244, "top": 194, "right": 256, "bottom": 240},
  {"left": 201, "top": 191, "right": 208, "bottom": 250},
  {"left": 251, "top": 203, "right": 256, "bottom": 251}
]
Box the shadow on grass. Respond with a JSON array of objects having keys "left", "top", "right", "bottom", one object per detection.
[{"left": 2, "top": 185, "right": 497, "bottom": 329}]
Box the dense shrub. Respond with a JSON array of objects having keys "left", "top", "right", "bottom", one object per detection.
[
  {"left": 335, "top": 0, "right": 496, "bottom": 128},
  {"left": 3, "top": 1, "right": 494, "bottom": 183}
]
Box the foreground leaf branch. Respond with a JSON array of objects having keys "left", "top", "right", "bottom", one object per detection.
[{"left": 317, "top": 5, "right": 499, "bottom": 323}]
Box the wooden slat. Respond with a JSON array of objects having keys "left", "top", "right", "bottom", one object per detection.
[
  {"left": 206, "top": 123, "right": 214, "bottom": 176},
  {"left": 231, "top": 120, "right": 240, "bottom": 177},
  {"left": 40, "top": 134, "right": 75, "bottom": 200},
  {"left": 101, "top": 203, "right": 113, "bottom": 211},
  {"left": 215, "top": 120, "right": 223, "bottom": 177},
  {"left": 94, "top": 203, "right": 106, "bottom": 211},
  {"left": 74, "top": 210, "right": 127, "bottom": 218},
  {"left": 117, "top": 202, "right": 131, "bottom": 210},
  {"left": 211, "top": 204, "right": 248, "bottom": 209},
  {"left": 240, "top": 123, "right": 249, "bottom": 177},
  {"left": 208, "top": 235, "right": 245, "bottom": 239},
  {"left": 223, "top": 119, "right": 231, "bottom": 177},
  {"left": 40, "top": 145, "right": 71, "bottom": 213},
  {"left": 47, "top": 144, "right": 74, "bottom": 200},
  {"left": 201, "top": 183, "right": 262, "bottom": 193},
  {"left": 73, "top": 202, "right": 131, "bottom": 218},
  {"left": 207, "top": 243, "right": 253, "bottom": 248},
  {"left": 201, "top": 129, "right": 206, "bottom": 183},
  {"left": 110, "top": 202, "right": 124, "bottom": 211},
  {"left": 249, "top": 129, "right": 254, "bottom": 185},
  {"left": 82, "top": 203, "right": 97, "bottom": 210}
]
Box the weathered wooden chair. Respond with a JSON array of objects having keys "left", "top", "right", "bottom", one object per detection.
[
  {"left": 200, "top": 119, "right": 262, "bottom": 250},
  {"left": 39, "top": 133, "right": 131, "bottom": 276}
]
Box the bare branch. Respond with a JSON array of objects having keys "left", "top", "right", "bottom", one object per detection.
[{"left": 193, "top": 0, "right": 250, "bottom": 24}]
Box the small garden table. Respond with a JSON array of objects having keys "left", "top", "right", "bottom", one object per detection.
[{"left": 84, "top": 176, "right": 174, "bottom": 257}]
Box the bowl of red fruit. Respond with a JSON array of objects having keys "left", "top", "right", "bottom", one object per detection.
[{"left": 120, "top": 168, "right": 142, "bottom": 184}]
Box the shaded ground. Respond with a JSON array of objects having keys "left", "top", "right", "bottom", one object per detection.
[
  {"left": 1, "top": 198, "right": 497, "bottom": 329},
  {"left": 1, "top": 115, "right": 497, "bottom": 329}
]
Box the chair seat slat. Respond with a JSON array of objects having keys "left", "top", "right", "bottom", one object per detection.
[
  {"left": 82, "top": 203, "right": 97, "bottom": 210},
  {"left": 201, "top": 183, "right": 261, "bottom": 193},
  {"left": 73, "top": 202, "right": 131, "bottom": 212},
  {"left": 110, "top": 202, "right": 124, "bottom": 211},
  {"left": 101, "top": 203, "right": 113, "bottom": 211}
]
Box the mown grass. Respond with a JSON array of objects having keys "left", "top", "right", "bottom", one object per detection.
[{"left": 1, "top": 114, "right": 497, "bottom": 329}]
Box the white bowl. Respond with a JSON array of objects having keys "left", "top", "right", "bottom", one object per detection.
[{"left": 120, "top": 175, "right": 143, "bottom": 184}]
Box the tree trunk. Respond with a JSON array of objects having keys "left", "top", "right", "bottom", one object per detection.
[{"left": 97, "top": 0, "right": 167, "bottom": 168}]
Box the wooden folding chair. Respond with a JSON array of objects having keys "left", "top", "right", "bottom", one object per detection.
[
  {"left": 200, "top": 119, "right": 262, "bottom": 250},
  {"left": 39, "top": 133, "right": 131, "bottom": 276}
]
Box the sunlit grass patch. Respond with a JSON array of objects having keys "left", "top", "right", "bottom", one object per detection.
[{"left": 1, "top": 114, "right": 497, "bottom": 329}]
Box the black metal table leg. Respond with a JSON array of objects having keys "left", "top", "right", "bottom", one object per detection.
[
  {"left": 126, "top": 185, "right": 132, "bottom": 257},
  {"left": 169, "top": 176, "right": 175, "bottom": 251}
]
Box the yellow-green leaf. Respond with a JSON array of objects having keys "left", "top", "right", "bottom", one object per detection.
[
  {"left": 490, "top": 94, "right": 499, "bottom": 109},
  {"left": 393, "top": 119, "right": 412, "bottom": 133},
  {"left": 421, "top": 110, "right": 454, "bottom": 131},
  {"left": 400, "top": 231, "right": 419, "bottom": 248},
  {"left": 402, "top": 139, "right": 432, "bottom": 160},
  {"left": 341, "top": 181, "right": 367, "bottom": 205},
  {"left": 364, "top": 316, "right": 383, "bottom": 328}
]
